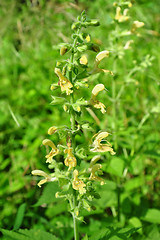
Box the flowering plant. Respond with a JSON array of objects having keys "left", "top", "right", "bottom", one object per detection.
[{"left": 31, "top": 2, "right": 148, "bottom": 239}]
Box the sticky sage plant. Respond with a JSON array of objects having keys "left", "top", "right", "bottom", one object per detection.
[{"left": 31, "top": 11, "right": 116, "bottom": 240}]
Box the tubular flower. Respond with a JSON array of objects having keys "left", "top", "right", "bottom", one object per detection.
[
  {"left": 72, "top": 170, "right": 86, "bottom": 194},
  {"left": 131, "top": 21, "right": 144, "bottom": 33},
  {"left": 91, "top": 131, "right": 116, "bottom": 155},
  {"left": 54, "top": 68, "right": 73, "bottom": 95},
  {"left": 31, "top": 170, "right": 56, "bottom": 188},
  {"left": 48, "top": 126, "right": 57, "bottom": 135},
  {"left": 43, "top": 139, "right": 59, "bottom": 163},
  {"left": 64, "top": 147, "right": 77, "bottom": 171},
  {"left": 89, "top": 163, "right": 104, "bottom": 185},
  {"left": 90, "top": 84, "right": 106, "bottom": 114},
  {"left": 92, "top": 50, "right": 113, "bottom": 75},
  {"left": 115, "top": 7, "right": 129, "bottom": 22}
]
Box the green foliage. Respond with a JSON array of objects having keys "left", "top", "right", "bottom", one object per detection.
[
  {"left": 13, "top": 203, "right": 26, "bottom": 230},
  {"left": 1, "top": 229, "right": 59, "bottom": 240}
]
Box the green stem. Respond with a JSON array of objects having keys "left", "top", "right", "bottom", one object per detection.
[
  {"left": 68, "top": 24, "right": 82, "bottom": 240},
  {"left": 73, "top": 192, "right": 79, "bottom": 240},
  {"left": 117, "top": 180, "right": 121, "bottom": 222},
  {"left": 112, "top": 75, "right": 118, "bottom": 150}
]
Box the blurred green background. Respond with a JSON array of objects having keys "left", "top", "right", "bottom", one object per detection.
[{"left": 0, "top": 0, "right": 160, "bottom": 239}]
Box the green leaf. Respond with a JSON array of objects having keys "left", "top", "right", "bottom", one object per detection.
[
  {"left": 1, "top": 228, "right": 59, "bottom": 240},
  {"left": 82, "top": 234, "right": 89, "bottom": 240},
  {"left": 89, "top": 228, "right": 109, "bottom": 240},
  {"left": 50, "top": 96, "right": 66, "bottom": 105},
  {"left": 146, "top": 225, "right": 160, "bottom": 240},
  {"left": 142, "top": 208, "right": 160, "bottom": 224},
  {"left": 124, "top": 177, "right": 144, "bottom": 191},
  {"left": 89, "top": 227, "right": 139, "bottom": 240},
  {"left": 34, "top": 182, "right": 59, "bottom": 206},
  {"left": 107, "top": 157, "right": 124, "bottom": 177},
  {"left": 13, "top": 203, "right": 26, "bottom": 230}
]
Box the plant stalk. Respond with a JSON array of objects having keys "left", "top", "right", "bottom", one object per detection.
[{"left": 68, "top": 25, "right": 82, "bottom": 240}]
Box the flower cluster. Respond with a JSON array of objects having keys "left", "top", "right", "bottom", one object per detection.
[{"left": 31, "top": 11, "right": 116, "bottom": 228}]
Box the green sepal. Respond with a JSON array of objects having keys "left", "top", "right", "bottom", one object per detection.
[
  {"left": 77, "top": 45, "right": 88, "bottom": 52},
  {"left": 75, "top": 70, "right": 89, "bottom": 80},
  {"left": 75, "top": 146, "right": 87, "bottom": 159},
  {"left": 52, "top": 42, "right": 71, "bottom": 50},
  {"left": 50, "top": 96, "right": 67, "bottom": 105},
  {"left": 81, "top": 123, "right": 94, "bottom": 131},
  {"left": 76, "top": 98, "right": 88, "bottom": 106},
  {"left": 71, "top": 22, "right": 81, "bottom": 30},
  {"left": 84, "top": 19, "right": 100, "bottom": 27},
  {"left": 82, "top": 199, "right": 91, "bottom": 211},
  {"left": 87, "top": 43, "right": 100, "bottom": 52},
  {"left": 58, "top": 178, "right": 70, "bottom": 190}
]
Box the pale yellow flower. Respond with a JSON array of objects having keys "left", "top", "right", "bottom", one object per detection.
[
  {"left": 90, "top": 84, "right": 106, "bottom": 114},
  {"left": 115, "top": 7, "right": 129, "bottom": 22},
  {"left": 124, "top": 40, "right": 134, "bottom": 50},
  {"left": 42, "top": 139, "right": 59, "bottom": 163},
  {"left": 72, "top": 170, "right": 86, "bottom": 194},
  {"left": 96, "top": 50, "right": 109, "bottom": 65},
  {"left": 80, "top": 55, "right": 88, "bottom": 65},
  {"left": 91, "top": 131, "right": 116, "bottom": 155},
  {"left": 64, "top": 147, "right": 77, "bottom": 171},
  {"left": 131, "top": 21, "right": 144, "bottom": 33},
  {"left": 31, "top": 170, "right": 56, "bottom": 188},
  {"left": 89, "top": 163, "right": 104, "bottom": 185},
  {"left": 48, "top": 126, "right": 57, "bottom": 135},
  {"left": 54, "top": 68, "right": 73, "bottom": 95},
  {"left": 85, "top": 35, "right": 90, "bottom": 42},
  {"left": 92, "top": 51, "right": 113, "bottom": 75}
]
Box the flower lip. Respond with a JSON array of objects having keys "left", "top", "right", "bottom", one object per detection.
[
  {"left": 92, "top": 84, "right": 105, "bottom": 96},
  {"left": 96, "top": 50, "right": 109, "bottom": 63}
]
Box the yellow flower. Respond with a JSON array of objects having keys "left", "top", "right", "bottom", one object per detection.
[
  {"left": 96, "top": 50, "right": 109, "bottom": 65},
  {"left": 85, "top": 34, "right": 90, "bottom": 42},
  {"left": 90, "top": 84, "right": 106, "bottom": 114},
  {"left": 91, "top": 131, "right": 116, "bottom": 155},
  {"left": 131, "top": 21, "right": 144, "bottom": 33},
  {"left": 48, "top": 126, "right": 57, "bottom": 135},
  {"left": 54, "top": 68, "right": 73, "bottom": 95},
  {"left": 72, "top": 170, "right": 86, "bottom": 194},
  {"left": 89, "top": 163, "right": 104, "bottom": 185},
  {"left": 92, "top": 51, "right": 113, "bottom": 75},
  {"left": 42, "top": 139, "right": 59, "bottom": 163},
  {"left": 31, "top": 170, "right": 56, "bottom": 188},
  {"left": 80, "top": 55, "right": 88, "bottom": 65},
  {"left": 115, "top": 7, "right": 129, "bottom": 22},
  {"left": 124, "top": 40, "right": 134, "bottom": 50},
  {"left": 64, "top": 147, "right": 77, "bottom": 171},
  {"left": 88, "top": 155, "right": 104, "bottom": 185}
]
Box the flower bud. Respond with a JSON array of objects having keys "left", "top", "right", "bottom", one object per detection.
[
  {"left": 60, "top": 46, "right": 68, "bottom": 56},
  {"left": 80, "top": 55, "right": 88, "bottom": 65}
]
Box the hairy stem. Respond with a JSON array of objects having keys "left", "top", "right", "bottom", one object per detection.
[{"left": 68, "top": 25, "right": 82, "bottom": 240}]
